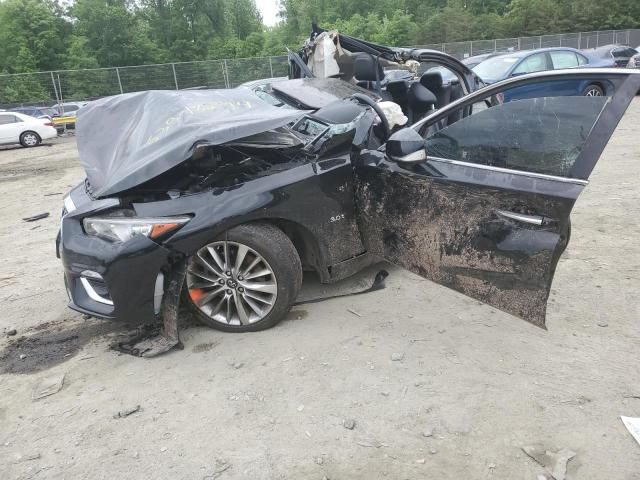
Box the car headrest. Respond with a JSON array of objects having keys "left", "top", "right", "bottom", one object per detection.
[
  {"left": 386, "top": 80, "right": 409, "bottom": 97},
  {"left": 354, "top": 54, "right": 384, "bottom": 82},
  {"left": 408, "top": 82, "right": 437, "bottom": 106},
  {"left": 420, "top": 71, "right": 443, "bottom": 91}
]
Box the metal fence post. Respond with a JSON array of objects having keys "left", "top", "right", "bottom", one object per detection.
[
  {"left": 269, "top": 57, "right": 274, "bottom": 78},
  {"left": 596, "top": 31, "right": 599, "bottom": 47},
  {"left": 57, "top": 73, "right": 64, "bottom": 104},
  {"left": 517, "top": 37, "right": 521, "bottom": 50},
  {"left": 171, "top": 63, "right": 179, "bottom": 90},
  {"left": 578, "top": 32, "right": 582, "bottom": 49},
  {"left": 494, "top": 39, "right": 497, "bottom": 52},
  {"left": 539, "top": 36, "right": 542, "bottom": 48},
  {"left": 223, "top": 59, "right": 230, "bottom": 88},
  {"left": 50, "top": 71, "right": 60, "bottom": 106},
  {"left": 115, "top": 67, "right": 124, "bottom": 94}
]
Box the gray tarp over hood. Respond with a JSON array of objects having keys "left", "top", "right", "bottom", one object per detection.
[{"left": 76, "top": 89, "right": 307, "bottom": 198}]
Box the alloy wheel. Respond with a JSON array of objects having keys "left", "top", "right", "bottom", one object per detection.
[
  {"left": 585, "top": 87, "right": 602, "bottom": 96},
  {"left": 186, "top": 240, "right": 278, "bottom": 326},
  {"left": 23, "top": 133, "right": 38, "bottom": 146}
]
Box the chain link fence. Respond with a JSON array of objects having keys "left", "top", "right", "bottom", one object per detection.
[
  {"left": 1, "top": 29, "right": 638, "bottom": 108},
  {"left": 416, "top": 29, "right": 636, "bottom": 58}
]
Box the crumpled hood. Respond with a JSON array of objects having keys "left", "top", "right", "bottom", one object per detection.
[{"left": 76, "top": 89, "right": 306, "bottom": 198}]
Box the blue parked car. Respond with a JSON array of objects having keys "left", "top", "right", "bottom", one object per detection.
[
  {"left": 9, "top": 105, "right": 59, "bottom": 120},
  {"left": 472, "top": 47, "right": 614, "bottom": 98}
]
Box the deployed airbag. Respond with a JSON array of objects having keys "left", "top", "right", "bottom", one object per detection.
[{"left": 76, "top": 89, "right": 307, "bottom": 197}]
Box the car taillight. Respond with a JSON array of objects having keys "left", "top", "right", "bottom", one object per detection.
[{"left": 44, "top": 121, "right": 53, "bottom": 126}]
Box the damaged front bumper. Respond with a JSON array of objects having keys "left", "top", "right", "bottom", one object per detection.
[{"left": 58, "top": 185, "right": 172, "bottom": 324}]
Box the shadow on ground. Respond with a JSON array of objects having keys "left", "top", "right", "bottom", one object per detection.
[{"left": 0, "top": 319, "right": 122, "bottom": 374}]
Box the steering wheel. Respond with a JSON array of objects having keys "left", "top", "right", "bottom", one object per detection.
[{"left": 349, "top": 93, "right": 390, "bottom": 141}]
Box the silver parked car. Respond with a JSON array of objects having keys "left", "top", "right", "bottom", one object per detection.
[{"left": 627, "top": 47, "right": 640, "bottom": 69}]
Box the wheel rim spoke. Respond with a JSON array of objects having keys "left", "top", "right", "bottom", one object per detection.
[
  {"left": 188, "top": 267, "right": 219, "bottom": 284},
  {"left": 206, "top": 246, "right": 225, "bottom": 272},
  {"left": 243, "top": 295, "right": 265, "bottom": 317},
  {"left": 188, "top": 240, "right": 277, "bottom": 326},
  {"left": 243, "top": 289, "right": 274, "bottom": 306},
  {"left": 241, "top": 257, "right": 261, "bottom": 277},
  {"left": 234, "top": 293, "right": 251, "bottom": 325},
  {"left": 209, "top": 296, "right": 226, "bottom": 317},
  {"left": 241, "top": 281, "right": 276, "bottom": 294},
  {"left": 234, "top": 245, "right": 248, "bottom": 273},
  {"left": 244, "top": 268, "right": 271, "bottom": 280},
  {"left": 196, "top": 286, "right": 226, "bottom": 307},
  {"left": 225, "top": 294, "right": 233, "bottom": 321},
  {"left": 189, "top": 281, "right": 216, "bottom": 289},
  {"left": 197, "top": 251, "right": 223, "bottom": 277},
  {"left": 223, "top": 241, "right": 231, "bottom": 271}
]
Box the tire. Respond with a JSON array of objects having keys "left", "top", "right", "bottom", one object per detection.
[
  {"left": 185, "top": 223, "right": 302, "bottom": 332},
  {"left": 583, "top": 84, "right": 603, "bottom": 97},
  {"left": 20, "top": 131, "right": 41, "bottom": 148}
]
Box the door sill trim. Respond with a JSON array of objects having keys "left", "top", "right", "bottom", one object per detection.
[{"left": 427, "top": 156, "right": 589, "bottom": 186}]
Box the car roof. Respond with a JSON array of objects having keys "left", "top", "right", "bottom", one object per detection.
[
  {"left": 463, "top": 52, "right": 502, "bottom": 63},
  {"left": 489, "top": 47, "right": 589, "bottom": 61},
  {"left": 1, "top": 111, "right": 31, "bottom": 120},
  {"left": 9, "top": 106, "right": 49, "bottom": 111}
]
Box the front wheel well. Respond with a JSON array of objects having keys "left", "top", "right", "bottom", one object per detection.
[
  {"left": 20, "top": 130, "right": 41, "bottom": 140},
  {"left": 261, "top": 219, "right": 328, "bottom": 282}
]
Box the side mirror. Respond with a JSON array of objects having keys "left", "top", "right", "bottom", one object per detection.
[{"left": 386, "top": 128, "right": 427, "bottom": 164}]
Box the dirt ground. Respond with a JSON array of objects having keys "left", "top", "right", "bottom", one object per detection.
[{"left": 1, "top": 101, "right": 639, "bottom": 480}]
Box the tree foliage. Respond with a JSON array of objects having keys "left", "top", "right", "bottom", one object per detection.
[{"left": 0, "top": 0, "right": 639, "bottom": 101}]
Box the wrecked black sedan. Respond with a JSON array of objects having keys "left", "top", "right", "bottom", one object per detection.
[{"left": 58, "top": 30, "right": 640, "bottom": 344}]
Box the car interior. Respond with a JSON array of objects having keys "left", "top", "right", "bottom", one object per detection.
[{"left": 350, "top": 53, "right": 465, "bottom": 126}]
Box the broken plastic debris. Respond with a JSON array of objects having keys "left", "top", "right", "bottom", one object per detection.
[
  {"left": 621, "top": 416, "right": 640, "bottom": 447},
  {"left": 295, "top": 264, "right": 388, "bottom": 305},
  {"left": 113, "top": 405, "right": 141, "bottom": 419},
  {"left": 22, "top": 212, "right": 49, "bottom": 222},
  {"left": 521, "top": 444, "right": 576, "bottom": 480},
  {"left": 32, "top": 374, "right": 65, "bottom": 400}
]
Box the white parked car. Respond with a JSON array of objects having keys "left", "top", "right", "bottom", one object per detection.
[{"left": 0, "top": 112, "right": 58, "bottom": 147}]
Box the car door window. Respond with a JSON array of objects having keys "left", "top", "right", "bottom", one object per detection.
[
  {"left": 613, "top": 48, "right": 637, "bottom": 58},
  {"left": 512, "top": 53, "right": 548, "bottom": 74},
  {"left": 63, "top": 105, "right": 79, "bottom": 113},
  {"left": 576, "top": 53, "right": 588, "bottom": 65},
  {"left": 424, "top": 91, "right": 608, "bottom": 177},
  {"left": 550, "top": 51, "right": 579, "bottom": 69},
  {"left": 0, "top": 115, "right": 17, "bottom": 125}
]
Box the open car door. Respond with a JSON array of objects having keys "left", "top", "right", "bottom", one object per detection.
[{"left": 355, "top": 69, "right": 640, "bottom": 328}]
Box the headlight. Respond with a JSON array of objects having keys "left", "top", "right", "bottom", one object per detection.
[{"left": 83, "top": 215, "right": 190, "bottom": 243}]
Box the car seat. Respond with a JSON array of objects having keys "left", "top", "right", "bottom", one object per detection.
[
  {"left": 353, "top": 54, "right": 392, "bottom": 100},
  {"left": 420, "top": 71, "right": 451, "bottom": 109},
  {"left": 445, "top": 80, "right": 465, "bottom": 126},
  {"left": 407, "top": 82, "right": 437, "bottom": 124},
  {"left": 385, "top": 80, "right": 410, "bottom": 115}
]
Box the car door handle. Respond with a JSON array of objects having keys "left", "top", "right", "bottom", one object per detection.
[{"left": 496, "top": 210, "right": 544, "bottom": 226}]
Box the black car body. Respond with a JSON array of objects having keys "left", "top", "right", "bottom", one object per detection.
[{"left": 58, "top": 28, "right": 640, "bottom": 336}]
